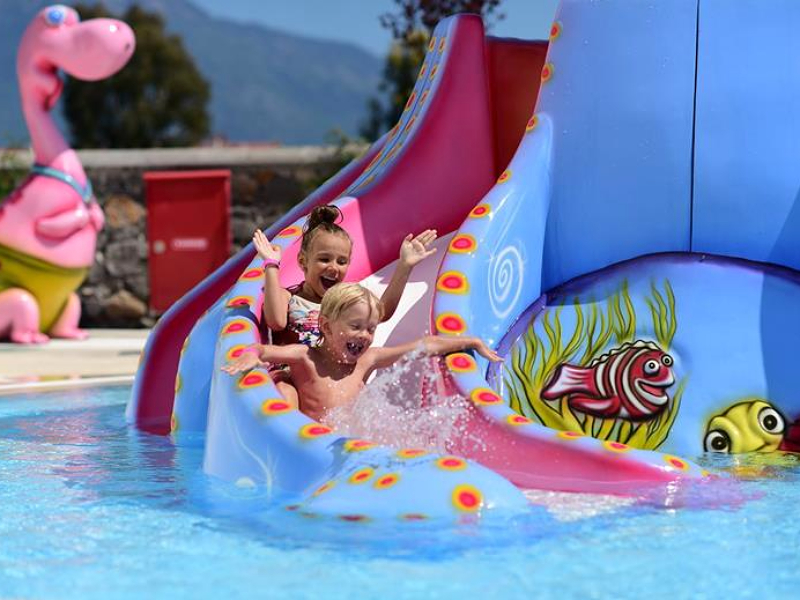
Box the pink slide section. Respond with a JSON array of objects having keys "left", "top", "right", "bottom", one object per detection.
[{"left": 128, "top": 15, "right": 548, "bottom": 433}]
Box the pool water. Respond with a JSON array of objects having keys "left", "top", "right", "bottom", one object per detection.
[{"left": 1, "top": 386, "right": 798, "bottom": 599}]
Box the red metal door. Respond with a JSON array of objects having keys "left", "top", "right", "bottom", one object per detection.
[{"left": 145, "top": 169, "right": 231, "bottom": 313}]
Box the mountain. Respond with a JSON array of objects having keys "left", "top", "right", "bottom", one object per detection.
[{"left": 0, "top": 0, "right": 383, "bottom": 145}]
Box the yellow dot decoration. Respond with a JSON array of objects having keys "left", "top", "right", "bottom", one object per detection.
[
  {"left": 445, "top": 353, "right": 477, "bottom": 373},
  {"left": 374, "top": 473, "right": 400, "bottom": 489},
  {"left": 429, "top": 65, "right": 438, "bottom": 81},
  {"left": 603, "top": 441, "right": 633, "bottom": 453},
  {"left": 438, "top": 38, "right": 446, "bottom": 52},
  {"left": 497, "top": 169, "right": 512, "bottom": 184},
  {"left": 506, "top": 414, "right": 533, "bottom": 426},
  {"left": 313, "top": 481, "right": 336, "bottom": 496},
  {"left": 435, "top": 312, "right": 467, "bottom": 335},
  {"left": 429, "top": 37, "right": 436, "bottom": 51},
  {"left": 449, "top": 233, "right": 477, "bottom": 254},
  {"left": 436, "top": 456, "right": 467, "bottom": 471},
  {"left": 170, "top": 413, "right": 179, "bottom": 433},
  {"left": 436, "top": 271, "right": 469, "bottom": 295},
  {"left": 238, "top": 371, "right": 271, "bottom": 390},
  {"left": 469, "top": 203, "right": 491, "bottom": 218},
  {"left": 397, "top": 448, "right": 428, "bottom": 459},
  {"left": 226, "top": 295, "right": 254, "bottom": 309},
  {"left": 260, "top": 399, "right": 294, "bottom": 416},
  {"left": 221, "top": 318, "right": 252, "bottom": 336},
  {"left": 469, "top": 387, "right": 503, "bottom": 406},
  {"left": 226, "top": 344, "right": 249, "bottom": 362},
  {"left": 550, "top": 21, "right": 562, "bottom": 41},
  {"left": 664, "top": 455, "right": 691, "bottom": 471},
  {"left": 525, "top": 114, "right": 539, "bottom": 133},
  {"left": 452, "top": 484, "right": 483, "bottom": 513},
  {"left": 276, "top": 225, "right": 302, "bottom": 238},
  {"left": 557, "top": 430, "right": 585, "bottom": 440},
  {"left": 343, "top": 439, "right": 377, "bottom": 452},
  {"left": 541, "top": 62, "right": 555, "bottom": 83},
  {"left": 348, "top": 467, "right": 375, "bottom": 485},
  {"left": 174, "top": 373, "right": 182, "bottom": 395},
  {"left": 299, "top": 423, "right": 333, "bottom": 439}
]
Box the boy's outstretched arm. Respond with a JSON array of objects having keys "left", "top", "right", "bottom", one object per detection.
[
  {"left": 367, "top": 335, "right": 502, "bottom": 371},
  {"left": 378, "top": 229, "right": 438, "bottom": 321},
  {"left": 221, "top": 343, "right": 307, "bottom": 375},
  {"left": 254, "top": 229, "right": 291, "bottom": 330}
]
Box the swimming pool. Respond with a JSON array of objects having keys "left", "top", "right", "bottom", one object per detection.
[{"left": 1, "top": 385, "right": 798, "bottom": 599}]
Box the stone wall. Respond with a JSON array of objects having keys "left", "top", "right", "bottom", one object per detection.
[{"left": 2, "top": 146, "right": 356, "bottom": 328}]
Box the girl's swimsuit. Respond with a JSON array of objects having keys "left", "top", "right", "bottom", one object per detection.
[{"left": 286, "top": 293, "right": 321, "bottom": 347}]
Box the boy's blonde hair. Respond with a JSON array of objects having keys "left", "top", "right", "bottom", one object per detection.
[{"left": 320, "top": 282, "right": 383, "bottom": 323}]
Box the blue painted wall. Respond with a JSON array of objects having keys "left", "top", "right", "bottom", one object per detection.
[
  {"left": 539, "top": 0, "right": 697, "bottom": 290},
  {"left": 693, "top": 0, "right": 800, "bottom": 271}
]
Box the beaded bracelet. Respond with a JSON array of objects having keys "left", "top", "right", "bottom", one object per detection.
[{"left": 263, "top": 258, "right": 280, "bottom": 269}]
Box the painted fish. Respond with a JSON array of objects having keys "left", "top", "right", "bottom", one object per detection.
[{"left": 540, "top": 340, "right": 675, "bottom": 420}]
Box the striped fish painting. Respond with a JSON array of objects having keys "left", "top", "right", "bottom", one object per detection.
[{"left": 540, "top": 340, "right": 675, "bottom": 421}]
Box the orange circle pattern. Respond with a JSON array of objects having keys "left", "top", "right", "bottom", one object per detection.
[
  {"left": 436, "top": 271, "right": 469, "bottom": 294},
  {"left": 276, "top": 225, "right": 301, "bottom": 238},
  {"left": 449, "top": 234, "right": 477, "bottom": 254},
  {"left": 526, "top": 114, "right": 539, "bottom": 133},
  {"left": 664, "top": 455, "right": 690, "bottom": 471},
  {"left": 497, "top": 169, "right": 512, "bottom": 184},
  {"left": 445, "top": 353, "right": 476, "bottom": 373},
  {"left": 550, "top": 21, "right": 562, "bottom": 41},
  {"left": 469, "top": 388, "right": 503, "bottom": 406},
  {"left": 343, "top": 439, "right": 376, "bottom": 452},
  {"left": 397, "top": 448, "right": 428, "bottom": 459},
  {"left": 506, "top": 414, "right": 533, "bottom": 426},
  {"left": 240, "top": 268, "right": 263, "bottom": 280},
  {"left": 436, "top": 456, "right": 467, "bottom": 471},
  {"left": 374, "top": 473, "right": 400, "bottom": 489},
  {"left": 170, "top": 413, "right": 179, "bottom": 433},
  {"left": 557, "top": 430, "right": 585, "bottom": 440},
  {"left": 222, "top": 319, "right": 251, "bottom": 335},
  {"left": 261, "top": 399, "right": 293, "bottom": 416},
  {"left": 469, "top": 204, "right": 491, "bottom": 218},
  {"left": 541, "top": 63, "right": 555, "bottom": 83},
  {"left": 313, "top": 481, "right": 335, "bottom": 496},
  {"left": 435, "top": 313, "right": 467, "bottom": 335},
  {"left": 227, "top": 296, "right": 254, "bottom": 309},
  {"left": 348, "top": 467, "right": 375, "bottom": 484},
  {"left": 452, "top": 484, "right": 483, "bottom": 513},
  {"left": 238, "top": 371, "right": 270, "bottom": 389},
  {"left": 299, "top": 424, "right": 333, "bottom": 439},
  {"left": 603, "top": 441, "right": 632, "bottom": 453}
]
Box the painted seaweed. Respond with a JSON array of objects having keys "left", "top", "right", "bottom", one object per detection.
[{"left": 503, "top": 279, "right": 682, "bottom": 450}]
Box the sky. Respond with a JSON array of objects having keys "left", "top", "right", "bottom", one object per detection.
[{"left": 189, "top": 0, "right": 561, "bottom": 56}]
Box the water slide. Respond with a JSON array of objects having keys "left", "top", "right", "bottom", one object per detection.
[{"left": 124, "top": 4, "right": 765, "bottom": 521}]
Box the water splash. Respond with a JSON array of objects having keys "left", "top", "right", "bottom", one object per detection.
[{"left": 324, "top": 349, "right": 485, "bottom": 453}]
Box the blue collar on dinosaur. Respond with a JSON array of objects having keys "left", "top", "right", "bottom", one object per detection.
[{"left": 31, "top": 163, "right": 93, "bottom": 205}]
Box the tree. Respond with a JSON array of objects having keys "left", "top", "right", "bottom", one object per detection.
[
  {"left": 361, "top": 0, "right": 504, "bottom": 141},
  {"left": 63, "top": 4, "right": 210, "bottom": 148}
]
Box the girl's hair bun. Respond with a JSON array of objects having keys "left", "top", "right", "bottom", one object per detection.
[{"left": 306, "top": 205, "right": 342, "bottom": 231}]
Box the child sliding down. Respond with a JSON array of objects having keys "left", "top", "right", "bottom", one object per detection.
[{"left": 222, "top": 283, "right": 501, "bottom": 421}]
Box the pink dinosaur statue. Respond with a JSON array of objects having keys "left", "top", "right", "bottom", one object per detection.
[{"left": 0, "top": 5, "right": 135, "bottom": 343}]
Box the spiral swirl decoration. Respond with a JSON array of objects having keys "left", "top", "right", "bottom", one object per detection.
[{"left": 488, "top": 245, "right": 524, "bottom": 319}]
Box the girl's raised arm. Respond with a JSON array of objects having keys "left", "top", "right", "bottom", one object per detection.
[
  {"left": 254, "top": 229, "right": 292, "bottom": 330},
  {"left": 378, "top": 230, "right": 437, "bottom": 321}
]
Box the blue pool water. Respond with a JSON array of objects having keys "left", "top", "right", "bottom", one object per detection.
[{"left": 1, "top": 386, "right": 798, "bottom": 599}]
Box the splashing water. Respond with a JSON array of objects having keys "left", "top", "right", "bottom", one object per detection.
[{"left": 324, "top": 349, "right": 486, "bottom": 453}]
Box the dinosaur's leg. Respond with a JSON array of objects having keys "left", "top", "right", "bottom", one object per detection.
[
  {"left": 49, "top": 292, "right": 88, "bottom": 340},
  {"left": 0, "top": 288, "right": 49, "bottom": 344}
]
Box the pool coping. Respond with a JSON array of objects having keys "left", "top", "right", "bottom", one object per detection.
[{"left": 0, "top": 374, "right": 134, "bottom": 395}]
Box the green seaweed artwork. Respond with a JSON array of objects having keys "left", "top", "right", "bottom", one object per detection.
[{"left": 503, "top": 280, "right": 684, "bottom": 450}]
